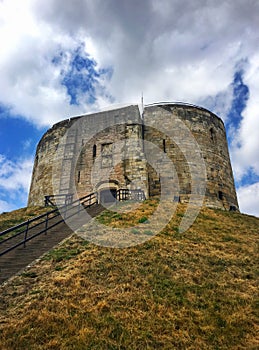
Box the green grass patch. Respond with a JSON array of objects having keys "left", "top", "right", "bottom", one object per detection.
[
  {"left": 222, "top": 235, "right": 241, "bottom": 243},
  {"left": 43, "top": 247, "right": 82, "bottom": 262},
  {"left": 131, "top": 228, "right": 140, "bottom": 235},
  {"left": 138, "top": 216, "right": 148, "bottom": 223}
]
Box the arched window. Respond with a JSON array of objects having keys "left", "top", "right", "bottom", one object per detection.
[
  {"left": 210, "top": 128, "right": 216, "bottom": 142},
  {"left": 163, "top": 139, "right": 166, "bottom": 153},
  {"left": 93, "top": 144, "right": 97, "bottom": 159},
  {"left": 218, "top": 191, "right": 223, "bottom": 200}
]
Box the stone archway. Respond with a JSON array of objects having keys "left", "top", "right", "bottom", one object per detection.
[
  {"left": 95, "top": 180, "right": 119, "bottom": 204},
  {"left": 99, "top": 188, "right": 117, "bottom": 204}
]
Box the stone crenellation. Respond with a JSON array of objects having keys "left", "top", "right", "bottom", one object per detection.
[{"left": 28, "top": 103, "right": 239, "bottom": 211}]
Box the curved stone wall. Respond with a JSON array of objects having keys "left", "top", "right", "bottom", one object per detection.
[
  {"left": 28, "top": 103, "right": 238, "bottom": 211},
  {"left": 143, "top": 104, "right": 238, "bottom": 209}
]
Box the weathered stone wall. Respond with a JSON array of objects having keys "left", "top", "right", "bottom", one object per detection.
[
  {"left": 28, "top": 105, "right": 147, "bottom": 206},
  {"left": 143, "top": 104, "right": 238, "bottom": 209},
  {"left": 28, "top": 119, "right": 73, "bottom": 206},
  {"left": 28, "top": 102, "right": 238, "bottom": 211}
]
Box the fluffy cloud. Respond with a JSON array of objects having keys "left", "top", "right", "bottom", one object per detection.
[
  {"left": 0, "top": 155, "right": 33, "bottom": 191},
  {"left": 1, "top": 0, "right": 258, "bottom": 125},
  {"left": 0, "top": 199, "right": 15, "bottom": 214},
  {"left": 0, "top": 155, "right": 33, "bottom": 211},
  {"left": 0, "top": 0, "right": 111, "bottom": 126},
  {"left": 0, "top": 0, "right": 258, "bottom": 214},
  {"left": 231, "top": 55, "right": 259, "bottom": 181},
  {"left": 237, "top": 183, "right": 259, "bottom": 217}
]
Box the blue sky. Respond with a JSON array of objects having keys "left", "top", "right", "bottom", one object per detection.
[{"left": 0, "top": 0, "right": 258, "bottom": 216}]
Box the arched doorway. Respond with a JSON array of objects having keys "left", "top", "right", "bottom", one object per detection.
[
  {"left": 99, "top": 188, "right": 117, "bottom": 204},
  {"left": 95, "top": 180, "right": 119, "bottom": 204}
]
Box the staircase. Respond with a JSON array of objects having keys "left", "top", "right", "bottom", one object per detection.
[
  {"left": 0, "top": 189, "right": 145, "bottom": 285},
  {"left": 0, "top": 197, "right": 103, "bottom": 285}
]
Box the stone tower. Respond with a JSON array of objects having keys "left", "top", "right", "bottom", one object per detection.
[{"left": 28, "top": 102, "right": 238, "bottom": 211}]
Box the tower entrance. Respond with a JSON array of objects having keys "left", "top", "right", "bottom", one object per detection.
[{"left": 99, "top": 188, "right": 117, "bottom": 204}]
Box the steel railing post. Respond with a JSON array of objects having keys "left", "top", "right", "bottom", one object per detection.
[
  {"left": 45, "top": 212, "right": 49, "bottom": 234},
  {"left": 24, "top": 220, "right": 29, "bottom": 248}
]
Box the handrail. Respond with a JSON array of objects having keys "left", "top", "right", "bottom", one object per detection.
[
  {"left": 44, "top": 194, "right": 74, "bottom": 207},
  {"left": 116, "top": 189, "right": 146, "bottom": 201},
  {"left": 0, "top": 189, "right": 144, "bottom": 257},
  {"left": 0, "top": 192, "right": 98, "bottom": 257},
  {"left": 0, "top": 207, "right": 60, "bottom": 238}
]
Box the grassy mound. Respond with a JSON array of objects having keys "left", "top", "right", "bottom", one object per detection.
[
  {"left": 0, "top": 201, "right": 258, "bottom": 349},
  {"left": 0, "top": 206, "right": 51, "bottom": 232}
]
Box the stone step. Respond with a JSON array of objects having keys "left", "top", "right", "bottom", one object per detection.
[{"left": 0, "top": 204, "right": 104, "bottom": 285}]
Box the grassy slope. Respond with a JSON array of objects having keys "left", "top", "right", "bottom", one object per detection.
[
  {"left": 0, "top": 206, "right": 51, "bottom": 232},
  {"left": 0, "top": 200, "right": 258, "bottom": 350}
]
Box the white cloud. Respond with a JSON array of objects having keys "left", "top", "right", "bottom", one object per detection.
[
  {"left": 0, "top": 199, "right": 15, "bottom": 213},
  {"left": 231, "top": 55, "right": 259, "bottom": 181},
  {"left": 0, "top": 155, "right": 33, "bottom": 211},
  {"left": 0, "top": 155, "right": 33, "bottom": 192},
  {"left": 237, "top": 183, "right": 259, "bottom": 218},
  {"left": 0, "top": 0, "right": 258, "bottom": 216},
  {"left": 0, "top": 0, "right": 258, "bottom": 126},
  {"left": 0, "top": 0, "right": 109, "bottom": 126}
]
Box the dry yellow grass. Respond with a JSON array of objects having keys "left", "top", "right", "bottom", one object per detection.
[
  {"left": 0, "top": 206, "right": 50, "bottom": 232},
  {"left": 0, "top": 201, "right": 258, "bottom": 349}
]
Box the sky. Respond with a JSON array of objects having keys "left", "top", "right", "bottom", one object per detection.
[{"left": 0, "top": 0, "right": 258, "bottom": 217}]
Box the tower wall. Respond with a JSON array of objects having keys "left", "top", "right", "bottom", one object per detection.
[
  {"left": 28, "top": 102, "right": 238, "bottom": 211},
  {"left": 28, "top": 105, "right": 147, "bottom": 206},
  {"left": 28, "top": 119, "right": 73, "bottom": 206},
  {"left": 143, "top": 104, "right": 238, "bottom": 209}
]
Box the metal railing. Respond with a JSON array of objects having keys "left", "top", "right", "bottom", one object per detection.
[
  {"left": 0, "top": 192, "right": 97, "bottom": 257},
  {"left": 116, "top": 189, "right": 146, "bottom": 201},
  {"left": 0, "top": 189, "right": 145, "bottom": 257},
  {"left": 44, "top": 194, "right": 74, "bottom": 207}
]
